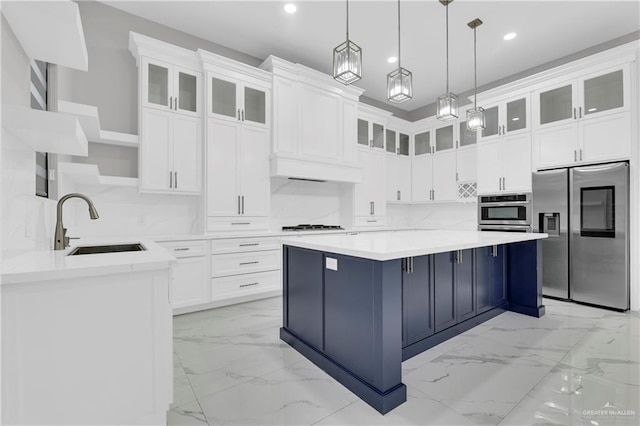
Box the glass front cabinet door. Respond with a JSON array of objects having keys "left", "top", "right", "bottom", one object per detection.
[
  {"left": 480, "top": 95, "right": 529, "bottom": 141},
  {"left": 143, "top": 58, "right": 200, "bottom": 116},
  {"left": 209, "top": 74, "right": 268, "bottom": 127},
  {"left": 535, "top": 63, "right": 629, "bottom": 129}
]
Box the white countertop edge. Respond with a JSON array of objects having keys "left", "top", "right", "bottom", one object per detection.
[
  {"left": 280, "top": 230, "right": 548, "bottom": 261},
  {"left": 1, "top": 239, "right": 176, "bottom": 285}
]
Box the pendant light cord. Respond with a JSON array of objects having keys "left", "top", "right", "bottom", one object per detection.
[
  {"left": 346, "top": 0, "right": 350, "bottom": 39},
  {"left": 445, "top": 2, "right": 449, "bottom": 93},
  {"left": 397, "top": 0, "right": 401, "bottom": 69},
  {"left": 473, "top": 25, "right": 477, "bottom": 108}
]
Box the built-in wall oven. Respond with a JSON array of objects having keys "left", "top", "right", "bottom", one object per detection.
[{"left": 477, "top": 193, "right": 532, "bottom": 232}]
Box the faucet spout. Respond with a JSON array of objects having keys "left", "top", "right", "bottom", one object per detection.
[{"left": 54, "top": 193, "right": 99, "bottom": 250}]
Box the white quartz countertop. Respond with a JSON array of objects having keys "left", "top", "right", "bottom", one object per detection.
[
  {"left": 1, "top": 238, "right": 176, "bottom": 285},
  {"left": 281, "top": 230, "right": 548, "bottom": 261}
]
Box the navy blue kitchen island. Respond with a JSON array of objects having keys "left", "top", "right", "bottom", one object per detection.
[{"left": 279, "top": 230, "right": 547, "bottom": 414}]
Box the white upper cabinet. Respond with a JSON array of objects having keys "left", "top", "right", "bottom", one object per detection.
[
  {"left": 142, "top": 58, "right": 201, "bottom": 117},
  {"left": 352, "top": 148, "right": 387, "bottom": 228},
  {"left": 386, "top": 119, "right": 412, "bottom": 203},
  {"left": 208, "top": 73, "right": 268, "bottom": 128},
  {"left": 533, "top": 63, "right": 632, "bottom": 169},
  {"left": 358, "top": 118, "right": 385, "bottom": 150},
  {"left": 456, "top": 119, "right": 478, "bottom": 202},
  {"left": 130, "top": 32, "right": 203, "bottom": 194},
  {"left": 479, "top": 95, "right": 529, "bottom": 142},
  {"left": 477, "top": 133, "right": 531, "bottom": 195}
]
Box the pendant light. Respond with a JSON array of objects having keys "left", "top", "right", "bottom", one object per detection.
[
  {"left": 466, "top": 18, "right": 485, "bottom": 131},
  {"left": 333, "top": 0, "right": 362, "bottom": 85},
  {"left": 436, "top": 0, "right": 458, "bottom": 121},
  {"left": 387, "top": 0, "right": 412, "bottom": 103}
]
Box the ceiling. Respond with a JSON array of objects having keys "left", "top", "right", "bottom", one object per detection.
[{"left": 102, "top": 0, "right": 640, "bottom": 113}]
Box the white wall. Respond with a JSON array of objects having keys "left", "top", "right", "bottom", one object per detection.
[{"left": 1, "top": 16, "right": 57, "bottom": 259}]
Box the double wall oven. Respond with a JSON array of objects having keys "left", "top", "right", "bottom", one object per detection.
[{"left": 478, "top": 193, "right": 532, "bottom": 232}]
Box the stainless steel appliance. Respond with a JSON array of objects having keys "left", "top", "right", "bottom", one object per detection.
[
  {"left": 532, "top": 162, "right": 629, "bottom": 310},
  {"left": 478, "top": 193, "right": 532, "bottom": 232}
]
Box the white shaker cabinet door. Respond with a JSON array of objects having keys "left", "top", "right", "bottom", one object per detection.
[
  {"left": 581, "top": 110, "right": 631, "bottom": 164},
  {"left": 207, "top": 119, "right": 240, "bottom": 216},
  {"left": 140, "top": 109, "right": 172, "bottom": 192},
  {"left": 502, "top": 133, "right": 532, "bottom": 192},
  {"left": 171, "top": 256, "right": 209, "bottom": 309},
  {"left": 238, "top": 126, "right": 270, "bottom": 217},
  {"left": 534, "top": 122, "right": 577, "bottom": 169},
  {"left": 411, "top": 155, "right": 432, "bottom": 202},
  {"left": 432, "top": 151, "right": 456, "bottom": 202},
  {"left": 172, "top": 115, "right": 202, "bottom": 194},
  {"left": 477, "top": 140, "right": 502, "bottom": 195}
]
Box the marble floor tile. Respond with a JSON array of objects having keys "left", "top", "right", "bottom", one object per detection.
[
  {"left": 167, "top": 400, "right": 208, "bottom": 426},
  {"left": 403, "top": 335, "right": 557, "bottom": 424},
  {"left": 314, "top": 385, "right": 476, "bottom": 426},
  {"left": 501, "top": 363, "right": 640, "bottom": 425},
  {"left": 196, "top": 360, "right": 358, "bottom": 425},
  {"left": 168, "top": 296, "right": 639, "bottom": 426}
]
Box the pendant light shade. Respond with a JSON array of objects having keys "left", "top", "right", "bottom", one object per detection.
[
  {"left": 467, "top": 18, "right": 485, "bottom": 131},
  {"left": 333, "top": 0, "right": 362, "bottom": 85},
  {"left": 387, "top": 0, "right": 412, "bottom": 103},
  {"left": 437, "top": 0, "right": 458, "bottom": 121}
]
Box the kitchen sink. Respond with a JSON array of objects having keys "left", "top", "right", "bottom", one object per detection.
[{"left": 67, "top": 243, "right": 147, "bottom": 256}]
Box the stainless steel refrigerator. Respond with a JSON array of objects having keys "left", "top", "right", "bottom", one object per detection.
[{"left": 532, "top": 162, "right": 629, "bottom": 310}]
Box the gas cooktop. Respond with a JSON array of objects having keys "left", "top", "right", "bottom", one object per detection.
[{"left": 282, "top": 224, "right": 344, "bottom": 232}]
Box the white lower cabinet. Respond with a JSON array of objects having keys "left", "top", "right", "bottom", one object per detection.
[
  {"left": 158, "top": 240, "right": 209, "bottom": 312},
  {"left": 210, "top": 236, "right": 281, "bottom": 303}
]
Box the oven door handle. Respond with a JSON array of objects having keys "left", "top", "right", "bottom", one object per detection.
[{"left": 480, "top": 201, "right": 530, "bottom": 206}]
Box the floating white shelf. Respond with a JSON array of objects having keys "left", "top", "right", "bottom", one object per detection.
[
  {"left": 57, "top": 101, "right": 140, "bottom": 148},
  {"left": 1, "top": 0, "right": 88, "bottom": 71},
  {"left": 2, "top": 105, "right": 88, "bottom": 156},
  {"left": 58, "top": 162, "right": 138, "bottom": 188}
]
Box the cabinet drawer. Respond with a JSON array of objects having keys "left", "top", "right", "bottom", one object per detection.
[
  {"left": 158, "top": 240, "right": 208, "bottom": 258},
  {"left": 211, "top": 270, "right": 280, "bottom": 299},
  {"left": 354, "top": 216, "right": 387, "bottom": 228},
  {"left": 211, "top": 237, "right": 280, "bottom": 254},
  {"left": 207, "top": 216, "right": 269, "bottom": 232},
  {"left": 211, "top": 250, "right": 280, "bottom": 277}
]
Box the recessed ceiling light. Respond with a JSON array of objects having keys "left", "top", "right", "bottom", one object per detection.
[
  {"left": 503, "top": 32, "right": 517, "bottom": 41},
  {"left": 512, "top": 117, "right": 520, "bottom": 121},
  {"left": 387, "top": 56, "right": 398, "bottom": 64},
  {"left": 284, "top": 3, "right": 296, "bottom": 14}
]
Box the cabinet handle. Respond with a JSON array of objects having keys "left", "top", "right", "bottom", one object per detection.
[
  {"left": 579, "top": 106, "right": 582, "bottom": 118},
  {"left": 169, "top": 171, "right": 173, "bottom": 188},
  {"left": 491, "top": 245, "right": 498, "bottom": 257},
  {"left": 370, "top": 139, "right": 373, "bottom": 147},
  {"left": 366, "top": 219, "right": 378, "bottom": 223},
  {"left": 174, "top": 171, "right": 178, "bottom": 188},
  {"left": 239, "top": 282, "right": 259, "bottom": 288},
  {"left": 370, "top": 201, "right": 374, "bottom": 215},
  {"left": 502, "top": 177, "right": 505, "bottom": 190},
  {"left": 237, "top": 195, "right": 241, "bottom": 214},
  {"left": 410, "top": 257, "right": 414, "bottom": 273},
  {"left": 237, "top": 109, "right": 241, "bottom": 120},
  {"left": 174, "top": 97, "right": 178, "bottom": 111},
  {"left": 241, "top": 195, "right": 245, "bottom": 214},
  {"left": 239, "top": 260, "right": 259, "bottom": 266},
  {"left": 169, "top": 96, "right": 172, "bottom": 110},
  {"left": 579, "top": 149, "right": 583, "bottom": 161},
  {"left": 503, "top": 125, "right": 506, "bottom": 134},
  {"left": 242, "top": 110, "right": 245, "bottom": 121},
  {"left": 573, "top": 107, "right": 577, "bottom": 119},
  {"left": 174, "top": 247, "right": 189, "bottom": 252},
  {"left": 574, "top": 150, "right": 577, "bottom": 162},
  {"left": 456, "top": 172, "right": 459, "bottom": 181},
  {"left": 239, "top": 243, "right": 259, "bottom": 247},
  {"left": 397, "top": 190, "right": 401, "bottom": 201},
  {"left": 458, "top": 250, "right": 463, "bottom": 264},
  {"left": 231, "top": 222, "right": 250, "bottom": 225},
  {"left": 498, "top": 126, "right": 501, "bottom": 136}
]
